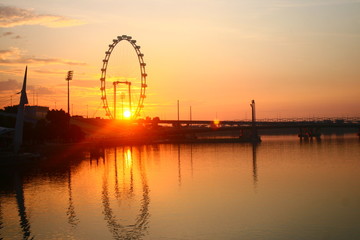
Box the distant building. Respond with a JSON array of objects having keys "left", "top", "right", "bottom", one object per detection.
[{"left": 25, "top": 106, "right": 49, "bottom": 120}]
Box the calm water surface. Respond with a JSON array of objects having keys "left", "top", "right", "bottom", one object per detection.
[{"left": 1, "top": 135, "right": 360, "bottom": 240}]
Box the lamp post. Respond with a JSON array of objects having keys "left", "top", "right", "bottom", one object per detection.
[{"left": 66, "top": 71, "right": 73, "bottom": 115}]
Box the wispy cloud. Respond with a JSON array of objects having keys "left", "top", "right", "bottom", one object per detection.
[
  {"left": 0, "top": 31, "right": 21, "bottom": 39},
  {"left": 0, "top": 79, "right": 56, "bottom": 94},
  {"left": 32, "top": 86, "right": 56, "bottom": 94},
  {"left": 1, "top": 31, "right": 12, "bottom": 37},
  {"left": 0, "top": 4, "right": 85, "bottom": 28},
  {"left": 0, "top": 47, "right": 87, "bottom": 66},
  {"left": 0, "top": 79, "right": 21, "bottom": 91},
  {"left": 0, "top": 57, "right": 87, "bottom": 66},
  {"left": 272, "top": 0, "right": 360, "bottom": 9}
]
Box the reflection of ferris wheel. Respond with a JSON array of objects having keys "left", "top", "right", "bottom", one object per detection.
[{"left": 100, "top": 35, "right": 147, "bottom": 119}]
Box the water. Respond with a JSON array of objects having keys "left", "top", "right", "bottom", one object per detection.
[{"left": 1, "top": 135, "right": 360, "bottom": 240}]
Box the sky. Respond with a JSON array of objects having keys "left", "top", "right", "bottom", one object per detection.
[{"left": 0, "top": 0, "right": 359, "bottom": 120}]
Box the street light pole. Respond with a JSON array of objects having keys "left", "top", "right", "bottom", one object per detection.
[{"left": 66, "top": 71, "right": 73, "bottom": 115}]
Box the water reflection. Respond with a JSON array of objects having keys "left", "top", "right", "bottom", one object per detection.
[
  {"left": 1, "top": 136, "right": 358, "bottom": 239},
  {"left": 177, "top": 145, "right": 181, "bottom": 186},
  {"left": 252, "top": 143, "right": 258, "bottom": 188},
  {"left": 176, "top": 143, "right": 258, "bottom": 189},
  {"left": 190, "top": 144, "right": 194, "bottom": 178},
  {"left": 124, "top": 148, "right": 134, "bottom": 195},
  {"left": 90, "top": 147, "right": 105, "bottom": 164},
  {"left": 101, "top": 146, "right": 150, "bottom": 239},
  {"left": 0, "top": 169, "right": 34, "bottom": 240},
  {"left": 114, "top": 148, "right": 120, "bottom": 200},
  {"left": 14, "top": 173, "right": 33, "bottom": 240},
  {"left": 0, "top": 198, "right": 3, "bottom": 239},
  {"left": 0, "top": 151, "right": 87, "bottom": 239},
  {"left": 66, "top": 166, "right": 79, "bottom": 228}
]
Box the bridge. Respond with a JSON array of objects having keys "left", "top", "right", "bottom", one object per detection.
[
  {"left": 136, "top": 117, "right": 360, "bottom": 142},
  {"left": 155, "top": 117, "right": 360, "bottom": 129},
  {"left": 136, "top": 99, "right": 359, "bottom": 142}
]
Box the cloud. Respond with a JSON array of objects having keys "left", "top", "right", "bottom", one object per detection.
[
  {"left": 0, "top": 47, "right": 87, "bottom": 66},
  {"left": 35, "top": 86, "right": 55, "bottom": 94},
  {"left": 0, "top": 79, "right": 55, "bottom": 94},
  {"left": 0, "top": 67, "right": 25, "bottom": 75},
  {"left": 0, "top": 79, "right": 21, "bottom": 91},
  {"left": 0, "top": 57, "right": 87, "bottom": 66},
  {"left": 0, "top": 31, "right": 22, "bottom": 39},
  {"left": 0, "top": 47, "right": 23, "bottom": 60},
  {"left": 272, "top": 0, "right": 360, "bottom": 9},
  {"left": 0, "top": 5, "right": 85, "bottom": 28},
  {"left": 0, "top": 48, "right": 17, "bottom": 56},
  {"left": 1, "top": 31, "right": 12, "bottom": 37}
]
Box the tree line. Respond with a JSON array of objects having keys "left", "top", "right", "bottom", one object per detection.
[{"left": 0, "top": 106, "right": 85, "bottom": 148}]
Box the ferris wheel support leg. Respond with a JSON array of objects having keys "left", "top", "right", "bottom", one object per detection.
[
  {"left": 128, "top": 83, "right": 132, "bottom": 118},
  {"left": 113, "top": 82, "right": 117, "bottom": 120}
]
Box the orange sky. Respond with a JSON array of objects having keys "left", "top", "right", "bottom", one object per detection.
[{"left": 0, "top": 0, "right": 359, "bottom": 120}]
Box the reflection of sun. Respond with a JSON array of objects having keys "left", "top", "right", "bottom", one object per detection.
[
  {"left": 124, "top": 148, "right": 132, "bottom": 168},
  {"left": 124, "top": 110, "right": 131, "bottom": 119}
]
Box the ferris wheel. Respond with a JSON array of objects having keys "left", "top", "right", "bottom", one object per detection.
[{"left": 100, "top": 35, "right": 147, "bottom": 120}]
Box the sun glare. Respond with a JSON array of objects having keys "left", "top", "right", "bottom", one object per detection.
[{"left": 124, "top": 110, "right": 131, "bottom": 118}]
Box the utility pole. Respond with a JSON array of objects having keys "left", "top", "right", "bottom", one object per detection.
[
  {"left": 66, "top": 71, "right": 73, "bottom": 115},
  {"left": 189, "top": 105, "right": 192, "bottom": 126},
  {"left": 177, "top": 100, "right": 180, "bottom": 124},
  {"left": 190, "top": 106, "right": 192, "bottom": 121}
]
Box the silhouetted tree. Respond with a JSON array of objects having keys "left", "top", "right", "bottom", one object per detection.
[
  {"left": 0, "top": 107, "right": 85, "bottom": 145},
  {"left": 46, "top": 109, "right": 70, "bottom": 141},
  {"left": 46, "top": 109, "right": 70, "bottom": 126},
  {"left": 45, "top": 109, "right": 85, "bottom": 142},
  {"left": 33, "top": 119, "right": 47, "bottom": 144},
  {"left": 2, "top": 105, "right": 18, "bottom": 114}
]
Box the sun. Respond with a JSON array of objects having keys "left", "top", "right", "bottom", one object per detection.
[{"left": 123, "top": 110, "right": 131, "bottom": 119}]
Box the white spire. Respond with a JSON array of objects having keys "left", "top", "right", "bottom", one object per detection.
[{"left": 13, "top": 66, "right": 28, "bottom": 153}]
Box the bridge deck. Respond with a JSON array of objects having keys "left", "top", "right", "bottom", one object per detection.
[{"left": 152, "top": 118, "right": 360, "bottom": 130}]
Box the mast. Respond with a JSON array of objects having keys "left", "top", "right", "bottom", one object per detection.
[{"left": 13, "top": 66, "right": 29, "bottom": 153}]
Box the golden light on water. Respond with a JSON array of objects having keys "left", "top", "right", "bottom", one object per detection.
[{"left": 124, "top": 148, "right": 133, "bottom": 168}]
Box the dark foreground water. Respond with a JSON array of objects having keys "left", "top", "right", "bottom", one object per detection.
[{"left": 1, "top": 135, "right": 360, "bottom": 240}]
